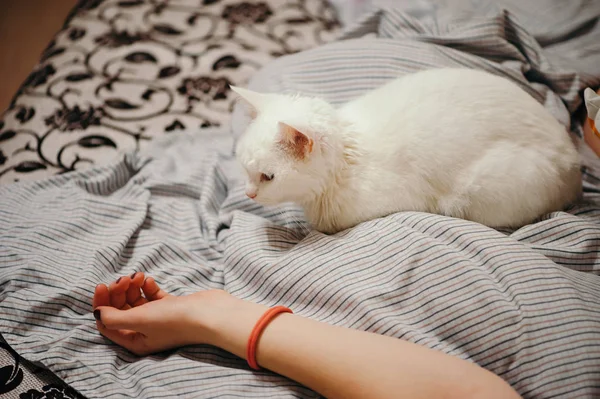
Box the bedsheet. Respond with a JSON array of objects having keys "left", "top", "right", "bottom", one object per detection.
[{"left": 2, "top": 1, "right": 600, "bottom": 398}]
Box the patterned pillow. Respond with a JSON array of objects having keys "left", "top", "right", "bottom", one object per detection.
[{"left": 0, "top": 0, "right": 340, "bottom": 184}]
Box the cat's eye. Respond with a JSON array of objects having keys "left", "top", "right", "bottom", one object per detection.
[{"left": 261, "top": 173, "right": 274, "bottom": 182}]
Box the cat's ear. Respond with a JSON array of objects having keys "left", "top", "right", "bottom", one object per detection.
[
  {"left": 230, "top": 85, "right": 264, "bottom": 119},
  {"left": 277, "top": 122, "right": 314, "bottom": 160},
  {"left": 585, "top": 88, "right": 600, "bottom": 121}
]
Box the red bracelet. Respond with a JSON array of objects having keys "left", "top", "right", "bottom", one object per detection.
[{"left": 247, "top": 305, "right": 293, "bottom": 370}]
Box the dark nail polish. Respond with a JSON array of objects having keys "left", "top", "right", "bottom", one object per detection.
[
  {"left": 130, "top": 272, "right": 138, "bottom": 279},
  {"left": 93, "top": 309, "right": 101, "bottom": 321},
  {"left": 116, "top": 277, "right": 122, "bottom": 284}
]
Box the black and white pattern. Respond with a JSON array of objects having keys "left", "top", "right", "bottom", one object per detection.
[
  {"left": 0, "top": 337, "right": 84, "bottom": 399},
  {"left": 0, "top": 0, "right": 340, "bottom": 184},
  {"left": 2, "top": 0, "right": 600, "bottom": 398}
]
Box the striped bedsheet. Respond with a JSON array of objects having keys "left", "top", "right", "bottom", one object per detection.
[{"left": 2, "top": 1, "right": 600, "bottom": 398}]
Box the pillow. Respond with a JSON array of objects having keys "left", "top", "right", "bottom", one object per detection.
[{"left": 230, "top": 5, "right": 588, "bottom": 138}]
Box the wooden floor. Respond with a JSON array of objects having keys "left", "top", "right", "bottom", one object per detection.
[{"left": 0, "top": 0, "right": 77, "bottom": 112}]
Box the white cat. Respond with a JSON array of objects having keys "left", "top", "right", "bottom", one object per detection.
[{"left": 233, "top": 68, "right": 581, "bottom": 234}]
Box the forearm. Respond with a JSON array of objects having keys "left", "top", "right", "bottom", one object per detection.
[{"left": 204, "top": 297, "right": 521, "bottom": 399}]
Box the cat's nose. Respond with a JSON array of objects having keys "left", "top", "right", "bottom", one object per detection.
[{"left": 246, "top": 191, "right": 257, "bottom": 199}]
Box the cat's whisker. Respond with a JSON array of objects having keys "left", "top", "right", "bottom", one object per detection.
[
  {"left": 276, "top": 208, "right": 310, "bottom": 237},
  {"left": 291, "top": 215, "right": 311, "bottom": 237}
]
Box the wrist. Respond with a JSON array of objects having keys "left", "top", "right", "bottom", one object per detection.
[{"left": 189, "top": 291, "right": 269, "bottom": 359}]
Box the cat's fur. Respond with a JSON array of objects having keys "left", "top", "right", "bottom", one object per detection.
[{"left": 233, "top": 68, "right": 581, "bottom": 234}]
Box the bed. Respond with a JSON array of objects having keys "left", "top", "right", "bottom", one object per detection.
[
  {"left": 0, "top": 0, "right": 340, "bottom": 397},
  {"left": 1, "top": 0, "right": 600, "bottom": 398}
]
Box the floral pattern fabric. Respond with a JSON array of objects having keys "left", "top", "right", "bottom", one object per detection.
[
  {"left": 0, "top": 338, "right": 85, "bottom": 399},
  {"left": 0, "top": 0, "right": 340, "bottom": 183}
]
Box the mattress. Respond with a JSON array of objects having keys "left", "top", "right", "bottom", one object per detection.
[{"left": 2, "top": 0, "right": 600, "bottom": 398}]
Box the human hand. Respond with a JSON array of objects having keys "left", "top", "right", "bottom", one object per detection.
[{"left": 92, "top": 272, "right": 234, "bottom": 356}]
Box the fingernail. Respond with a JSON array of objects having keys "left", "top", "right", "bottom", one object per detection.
[
  {"left": 93, "top": 309, "right": 101, "bottom": 321},
  {"left": 116, "top": 277, "right": 122, "bottom": 284},
  {"left": 130, "top": 272, "right": 138, "bottom": 279}
]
